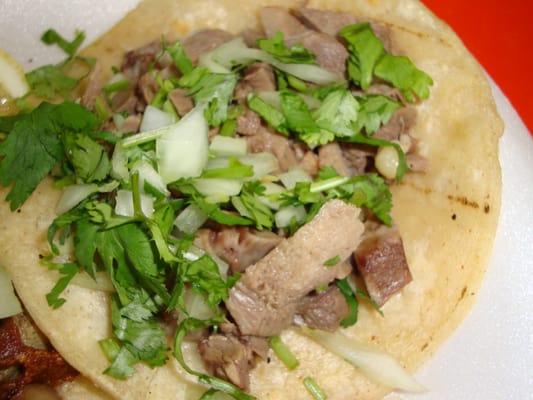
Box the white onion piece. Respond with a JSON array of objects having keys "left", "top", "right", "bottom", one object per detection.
[
  {"left": 258, "top": 182, "right": 284, "bottom": 210},
  {"left": 111, "top": 144, "right": 129, "bottom": 181},
  {"left": 193, "top": 179, "right": 242, "bottom": 197},
  {"left": 209, "top": 136, "right": 248, "bottom": 156},
  {"left": 239, "top": 152, "right": 279, "bottom": 180},
  {"left": 131, "top": 160, "right": 169, "bottom": 196},
  {"left": 140, "top": 105, "right": 176, "bottom": 132},
  {"left": 275, "top": 205, "right": 306, "bottom": 228},
  {"left": 182, "top": 245, "right": 205, "bottom": 262},
  {"left": 72, "top": 271, "right": 115, "bottom": 292},
  {"left": 279, "top": 168, "right": 312, "bottom": 189},
  {"left": 157, "top": 106, "right": 209, "bottom": 183},
  {"left": 174, "top": 204, "right": 208, "bottom": 234},
  {"left": 375, "top": 146, "right": 399, "bottom": 180},
  {"left": 56, "top": 181, "right": 119, "bottom": 215},
  {"left": 303, "top": 329, "right": 425, "bottom": 392},
  {"left": 114, "top": 189, "right": 154, "bottom": 218},
  {"left": 184, "top": 289, "right": 216, "bottom": 320},
  {"left": 0, "top": 266, "right": 22, "bottom": 318}
]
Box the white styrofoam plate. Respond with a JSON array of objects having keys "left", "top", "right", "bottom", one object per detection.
[{"left": 1, "top": 1, "right": 532, "bottom": 399}]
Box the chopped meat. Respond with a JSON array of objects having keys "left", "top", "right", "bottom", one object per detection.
[
  {"left": 0, "top": 315, "right": 78, "bottom": 399},
  {"left": 198, "top": 334, "right": 268, "bottom": 390},
  {"left": 318, "top": 142, "right": 351, "bottom": 176},
  {"left": 259, "top": 7, "right": 348, "bottom": 75},
  {"left": 406, "top": 153, "right": 428, "bottom": 172},
  {"left": 243, "top": 63, "right": 276, "bottom": 92},
  {"left": 366, "top": 84, "right": 405, "bottom": 103},
  {"left": 121, "top": 41, "right": 160, "bottom": 80},
  {"left": 194, "top": 227, "right": 282, "bottom": 273},
  {"left": 259, "top": 7, "right": 308, "bottom": 39},
  {"left": 298, "top": 286, "right": 350, "bottom": 332},
  {"left": 374, "top": 107, "right": 417, "bottom": 141},
  {"left": 121, "top": 115, "right": 142, "bottom": 134},
  {"left": 236, "top": 109, "right": 261, "bottom": 136},
  {"left": 183, "top": 29, "right": 234, "bottom": 62},
  {"left": 234, "top": 63, "right": 276, "bottom": 103},
  {"left": 138, "top": 72, "right": 159, "bottom": 104},
  {"left": 353, "top": 226, "right": 412, "bottom": 306},
  {"left": 246, "top": 127, "right": 298, "bottom": 171},
  {"left": 242, "top": 28, "right": 264, "bottom": 48},
  {"left": 295, "top": 8, "right": 357, "bottom": 36},
  {"left": 299, "top": 151, "right": 319, "bottom": 176},
  {"left": 168, "top": 88, "right": 194, "bottom": 116},
  {"left": 208, "top": 127, "right": 220, "bottom": 140},
  {"left": 110, "top": 90, "right": 138, "bottom": 114},
  {"left": 226, "top": 200, "right": 364, "bottom": 336},
  {"left": 81, "top": 62, "right": 102, "bottom": 109},
  {"left": 341, "top": 143, "right": 370, "bottom": 175}
]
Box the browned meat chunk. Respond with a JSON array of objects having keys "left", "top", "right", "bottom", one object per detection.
[
  {"left": 318, "top": 142, "right": 351, "bottom": 176},
  {"left": 299, "top": 151, "right": 319, "bottom": 176},
  {"left": 341, "top": 144, "right": 371, "bottom": 175},
  {"left": 168, "top": 88, "right": 194, "bottom": 116},
  {"left": 198, "top": 334, "right": 267, "bottom": 390},
  {"left": 295, "top": 8, "right": 357, "bottom": 36},
  {"left": 121, "top": 41, "right": 160, "bottom": 80},
  {"left": 183, "top": 29, "right": 234, "bottom": 62},
  {"left": 246, "top": 127, "right": 298, "bottom": 171},
  {"left": 111, "top": 90, "right": 138, "bottom": 114},
  {"left": 234, "top": 63, "right": 276, "bottom": 103},
  {"left": 195, "top": 227, "right": 282, "bottom": 273},
  {"left": 374, "top": 107, "right": 417, "bottom": 141},
  {"left": 138, "top": 72, "right": 158, "bottom": 104},
  {"left": 259, "top": 7, "right": 348, "bottom": 75},
  {"left": 121, "top": 115, "right": 142, "bottom": 134},
  {"left": 298, "top": 286, "right": 350, "bottom": 331},
  {"left": 242, "top": 28, "right": 265, "bottom": 48},
  {"left": 237, "top": 109, "right": 261, "bottom": 136},
  {"left": 226, "top": 200, "right": 364, "bottom": 336},
  {"left": 353, "top": 226, "right": 412, "bottom": 306}
]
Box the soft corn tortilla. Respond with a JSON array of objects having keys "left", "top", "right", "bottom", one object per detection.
[{"left": 0, "top": 0, "right": 502, "bottom": 399}]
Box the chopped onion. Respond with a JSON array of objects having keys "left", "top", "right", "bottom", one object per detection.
[
  {"left": 279, "top": 168, "right": 312, "bottom": 189},
  {"left": 56, "top": 181, "right": 119, "bottom": 215},
  {"left": 156, "top": 106, "right": 209, "bottom": 184},
  {"left": 302, "top": 329, "right": 425, "bottom": 392},
  {"left": 209, "top": 136, "right": 248, "bottom": 157},
  {"left": 258, "top": 182, "right": 284, "bottom": 210},
  {"left": 131, "top": 160, "right": 169, "bottom": 196},
  {"left": 239, "top": 152, "right": 279, "bottom": 180},
  {"left": 184, "top": 289, "right": 216, "bottom": 320},
  {"left": 275, "top": 205, "right": 306, "bottom": 228},
  {"left": 201, "top": 38, "right": 340, "bottom": 85},
  {"left": 210, "top": 253, "right": 229, "bottom": 279},
  {"left": 375, "top": 146, "right": 399, "bottom": 180},
  {"left": 114, "top": 189, "right": 154, "bottom": 218},
  {"left": 174, "top": 204, "right": 208, "bottom": 234},
  {"left": 231, "top": 196, "right": 252, "bottom": 218},
  {"left": 0, "top": 266, "right": 22, "bottom": 318},
  {"left": 71, "top": 271, "right": 115, "bottom": 292},
  {"left": 193, "top": 178, "right": 242, "bottom": 197},
  {"left": 182, "top": 245, "right": 205, "bottom": 262},
  {"left": 139, "top": 105, "right": 176, "bottom": 132},
  {"left": 111, "top": 144, "right": 129, "bottom": 181}
]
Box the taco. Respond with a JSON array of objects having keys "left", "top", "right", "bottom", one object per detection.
[{"left": 0, "top": 0, "right": 502, "bottom": 399}]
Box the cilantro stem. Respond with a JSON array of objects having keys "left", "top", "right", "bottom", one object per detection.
[
  {"left": 310, "top": 176, "right": 349, "bottom": 193},
  {"left": 269, "top": 336, "right": 299, "bottom": 370},
  {"left": 120, "top": 126, "right": 172, "bottom": 148},
  {"left": 103, "top": 79, "right": 130, "bottom": 94},
  {"left": 131, "top": 171, "right": 142, "bottom": 218},
  {"left": 303, "top": 377, "right": 328, "bottom": 400}
]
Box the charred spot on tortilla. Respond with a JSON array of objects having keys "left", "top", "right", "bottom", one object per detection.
[{"left": 0, "top": 1, "right": 502, "bottom": 400}]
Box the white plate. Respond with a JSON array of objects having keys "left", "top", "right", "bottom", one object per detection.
[{"left": 1, "top": 1, "right": 532, "bottom": 399}]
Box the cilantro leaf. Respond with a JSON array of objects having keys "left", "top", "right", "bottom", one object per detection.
[
  {"left": 187, "top": 73, "right": 237, "bottom": 126},
  {"left": 340, "top": 23, "right": 385, "bottom": 90},
  {"left": 63, "top": 134, "right": 111, "bottom": 182},
  {"left": 374, "top": 54, "right": 433, "bottom": 102},
  {"left": 100, "top": 338, "right": 137, "bottom": 380},
  {"left": 323, "top": 255, "right": 341, "bottom": 266},
  {"left": 26, "top": 65, "right": 79, "bottom": 99},
  {"left": 202, "top": 157, "right": 253, "bottom": 179},
  {"left": 74, "top": 218, "right": 99, "bottom": 278},
  {"left": 0, "top": 102, "right": 95, "bottom": 210},
  {"left": 235, "top": 182, "right": 274, "bottom": 230},
  {"left": 165, "top": 39, "right": 193, "bottom": 75},
  {"left": 247, "top": 94, "right": 289, "bottom": 135},
  {"left": 45, "top": 262, "right": 79, "bottom": 309},
  {"left": 336, "top": 278, "right": 359, "bottom": 328},
  {"left": 354, "top": 95, "right": 401, "bottom": 135},
  {"left": 257, "top": 32, "right": 315, "bottom": 64},
  {"left": 41, "top": 29, "right": 85, "bottom": 57},
  {"left": 313, "top": 89, "right": 359, "bottom": 137}
]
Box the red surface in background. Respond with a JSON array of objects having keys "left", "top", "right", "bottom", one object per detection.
[{"left": 422, "top": 0, "right": 532, "bottom": 134}]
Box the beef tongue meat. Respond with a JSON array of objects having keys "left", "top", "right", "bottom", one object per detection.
[
  {"left": 354, "top": 225, "right": 413, "bottom": 306},
  {"left": 226, "top": 200, "right": 364, "bottom": 336}
]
